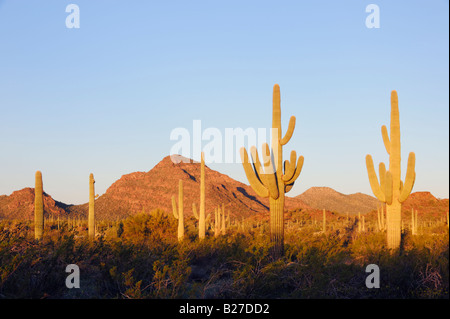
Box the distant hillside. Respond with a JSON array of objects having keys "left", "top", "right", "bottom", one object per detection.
[
  {"left": 296, "top": 187, "right": 380, "bottom": 214},
  {"left": 0, "top": 188, "right": 71, "bottom": 220},
  {"left": 1, "top": 157, "right": 447, "bottom": 222},
  {"left": 402, "top": 191, "right": 449, "bottom": 219},
  {"left": 67, "top": 155, "right": 312, "bottom": 221}
]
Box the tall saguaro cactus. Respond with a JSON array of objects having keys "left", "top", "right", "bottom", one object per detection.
[
  {"left": 365, "top": 90, "right": 416, "bottom": 251},
  {"left": 193, "top": 152, "right": 206, "bottom": 239},
  {"left": 214, "top": 207, "right": 220, "bottom": 238},
  {"left": 34, "top": 171, "right": 44, "bottom": 240},
  {"left": 240, "top": 84, "right": 304, "bottom": 258},
  {"left": 171, "top": 179, "right": 185, "bottom": 242},
  {"left": 88, "top": 173, "right": 96, "bottom": 240},
  {"left": 322, "top": 209, "right": 326, "bottom": 233}
]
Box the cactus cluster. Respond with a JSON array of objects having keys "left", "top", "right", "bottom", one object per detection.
[
  {"left": 240, "top": 84, "right": 304, "bottom": 258},
  {"left": 213, "top": 203, "right": 228, "bottom": 237},
  {"left": 365, "top": 90, "right": 416, "bottom": 251}
]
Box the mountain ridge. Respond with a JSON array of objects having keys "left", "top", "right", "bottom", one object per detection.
[{"left": 0, "top": 157, "right": 447, "bottom": 221}]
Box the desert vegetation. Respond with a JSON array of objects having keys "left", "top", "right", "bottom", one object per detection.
[
  {"left": 0, "top": 87, "right": 447, "bottom": 299},
  {"left": 0, "top": 207, "right": 447, "bottom": 299}
]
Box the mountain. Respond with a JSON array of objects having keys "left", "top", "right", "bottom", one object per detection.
[
  {"left": 296, "top": 187, "right": 380, "bottom": 214},
  {"left": 1, "top": 157, "right": 447, "bottom": 222},
  {"left": 0, "top": 188, "right": 70, "bottom": 220},
  {"left": 66, "top": 155, "right": 312, "bottom": 221},
  {"left": 402, "top": 191, "right": 449, "bottom": 219}
]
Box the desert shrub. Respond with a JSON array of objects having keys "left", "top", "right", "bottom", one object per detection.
[{"left": 0, "top": 212, "right": 448, "bottom": 299}]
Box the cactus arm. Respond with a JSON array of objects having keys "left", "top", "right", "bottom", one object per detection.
[
  {"left": 379, "top": 162, "right": 386, "bottom": 195},
  {"left": 250, "top": 146, "right": 268, "bottom": 185},
  {"left": 399, "top": 152, "right": 416, "bottom": 203},
  {"left": 365, "top": 155, "right": 386, "bottom": 202},
  {"left": 262, "top": 143, "right": 279, "bottom": 199},
  {"left": 384, "top": 171, "right": 393, "bottom": 205},
  {"left": 280, "top": 116, "right": 296, "bottom": 146},
  {"left": 285, "top": 182, "right": 294, "bottom": 193},
  {"left": 381, "top": 125, "right": 391, "bottom": 155},
  {"left": 192, "top": 203, "right": 199, "bottom": 220},
  {"left": 171, "top": 196, "right": 178, "bottom": 219},
  {"left": 240, "top": 147, "right": 269, "bottom": 198},
  {"left": 282, "top": 150, "right": 297, "bottom": 182},
  {"left": 284, "top": 155, "right": 304, "bottom": 185}
]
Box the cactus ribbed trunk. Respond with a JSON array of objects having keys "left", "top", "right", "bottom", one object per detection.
[
  {"left": 322, "top": 209, "right": 326, "bottom": 233},
  {"left": 221, "top": 203, "right": 226, "bottom": 235},
  {"left": 88, "top": 173, "right": 95, "bottom": 240},
  {"left": 214, "top": 207, "right": 219, "bottom": 237},
  {"left": 386, "top": 201, "right": 401, "bottom": 249},
  {"left": 269, "top": 196, "right": 285, "bottom": 259},
  {"left": 198, "top": 152, "right": 206, "bottom": 240},
  {"left": 34, "top": 171, "right": 44, "bottom": 240},
  {"left": 171, "top": 180, "right": 185, "bottom": 242},
  {"left": 177, "top": 180, "right": 184, "bottom": 241}
]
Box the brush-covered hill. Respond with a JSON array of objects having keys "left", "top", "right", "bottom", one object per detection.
[
  {"left": 401, "top": 191, "right": 449, "bottom": 220},
  {"left": 66, "top": 155, "right": 312, "bottom": 221},
  {"left": 0, "top": 188, "right": 70, "bottom": 220},
  {"left": 295, "top": 186, "right": 380, "bottom": 215}
]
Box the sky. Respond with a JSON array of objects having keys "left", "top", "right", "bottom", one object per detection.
[{"left": 0, "top": 1, "right": 448, "bottom": 205}]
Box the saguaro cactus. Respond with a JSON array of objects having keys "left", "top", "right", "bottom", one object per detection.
[
  {"left": 322, "top": 209, "right": 326, "bottom": 233},
  {"left": 199, "top": 153, "right": 206, "bottom": 239},
  {"left": 214, "top": 207, "right": 220, "bottom": 238},
  {"left": 240, "top": 84, "right": 304, "bottom": 258},
  {"left": 34, "top": 171, "right": 44, "bottom": 240},
  {"left": 377, "top": 205, "right": 386, "bottom": 232},
  {"left": 171, "top": 179, "right": 185, "bottom": 242},
  {"left": 192, "top": 153, "right": 206, "bottom": 239},
  {"left": 88, "top": 173, "right": 96, "bottom": 240},
  {"left": 358, "top": 212, "right": 362, "bottom": 233},
  {"left": 365, "top": 90, "right": 416, "bottom": 251}
]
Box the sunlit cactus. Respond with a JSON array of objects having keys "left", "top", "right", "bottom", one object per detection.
[
  {"left": 221, "top": 203, "right": 226, "bottom": 235},
  {"left": 34, "top": 171, "right": 44, "bottom": 240},
  {"left": 410, "top": 208, "right": 418, "bottom": 235},
  {"left": 358, "top": 212, "right": 362, "bottom": 233},
  {"left": 322, "top": 209, "right": 326, "bottom": 233},
  {"left": 88, "top": 173, "right": 96, "bottom": 240},
  {"left": 214, "top": 207, "right": 220, "bottom": 237},
  {"left": 240, "top": 84, "right": 304, "bottom": 258},
  {"left": 365, "top": 90, "right": 416, "bottom": 251},
  {"left": 192, "top": 152, "right": 206, "bottom": 239},
  {"left": 377, "top": 205, "right": 386, "bottom": 232},
  {"left": 171, "top": 179, "right": 185, "bottom": 242}
]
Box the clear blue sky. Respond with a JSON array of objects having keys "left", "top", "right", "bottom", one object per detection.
[{"left": 0, "top": 1, "right": 448, "bottom": 204}]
